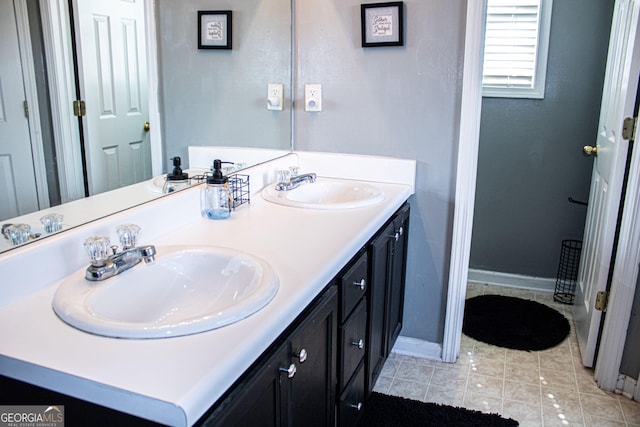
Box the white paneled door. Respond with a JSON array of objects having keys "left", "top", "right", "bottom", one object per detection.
[
  {"left": 74, "top": 0, "right": 151, "bottom": 195},
  {"left": 574, "top": 0, "right": 640, "bottom": 368},
  {"left": 0, "top": 0, "right": 40, "bottom": 221}
]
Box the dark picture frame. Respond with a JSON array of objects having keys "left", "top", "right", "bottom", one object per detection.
[
  {"left": 361, "top": 2, "right": 404, "bottom": 48},
  {"left": 198, "top": 10, "right": 232, "bottom": 49}
]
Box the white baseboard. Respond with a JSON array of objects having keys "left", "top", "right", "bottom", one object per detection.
[
  {"left": 467, "top": 268, "right": 556, "bottom": 292},
  {"left": 391, "top": 336, "right": 443, "bottom": 361}
]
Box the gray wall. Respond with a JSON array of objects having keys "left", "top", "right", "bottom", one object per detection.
[
  {"left": 157, "top": 0, "right": 292, "bottom": 169},
  {"left": 157, "top": 0, "right": 615, "bottom": 346},
  {"left": 470, "top": 0, "right": 614, "bottom": 278},
  {"left": 294, "top": 0, "right": 466, "bottom": 342}
]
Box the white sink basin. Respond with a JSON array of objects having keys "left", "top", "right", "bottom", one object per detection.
[
  {"left": 261, "top": 177, "right": 385, "bottom": 209},
  {"left": 52, "top": 246, "right": 279, "bottom": 339}
]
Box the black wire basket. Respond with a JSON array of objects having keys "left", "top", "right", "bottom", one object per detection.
[{"left": 553, "top": 239, "right": 582, "bottom": 304}]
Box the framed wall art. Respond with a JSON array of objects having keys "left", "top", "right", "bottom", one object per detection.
[
  {"left": 198, "top": 10, "right": 232, "bottom": 49},
  {"left": 361, "top": 2, "right": 404, "bottom": 48}
]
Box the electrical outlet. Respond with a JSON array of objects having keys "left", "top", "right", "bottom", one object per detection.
[
  {"left": 267, "top": 83, "right": 284, "bottom": 111},
  {"left": 305, "top": 84, "right": 322, "bottom": 112}
]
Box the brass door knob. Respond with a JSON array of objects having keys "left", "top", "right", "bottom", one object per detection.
[
  {"left": 143, "top": 121, "right": 150, "bottom": 132},
  {"left": 583, "top": 145, "right": 598, "bottom": 156}
]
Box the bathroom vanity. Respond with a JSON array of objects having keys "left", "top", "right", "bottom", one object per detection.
[{"left": 0, "top": 152, "right": 415, "bottom": 426}]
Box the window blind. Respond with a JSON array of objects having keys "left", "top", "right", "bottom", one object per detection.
[{"left": 483, "top": 0, "right": 542, "bottom": 91}]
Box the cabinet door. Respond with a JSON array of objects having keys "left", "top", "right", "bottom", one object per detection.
[
  {"left": 288, "top": 285, "right": 337, "bottom": 427},
  {"left": 385, "top": 203, "right": 410, "bottom": 355},
  {"left": 367, "top": 220, "right": 394, "bottom": 393},
  {"left": 204, "top": 343, "right": 289, "bottom": 427}
]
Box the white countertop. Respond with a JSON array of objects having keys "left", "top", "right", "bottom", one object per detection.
[{"left": 0, "top": 152, "right": 415, "bottom": 426}]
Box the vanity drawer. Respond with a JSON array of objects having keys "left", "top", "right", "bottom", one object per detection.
[
  {"left": 340, "top": 251, "right": 368, "bottom": 322},
  {"left": 339, "top": 361, "right": 366, "bottom": 427},
  {"left": 340, "top": 299, "right": 367, "bottom": 389}
]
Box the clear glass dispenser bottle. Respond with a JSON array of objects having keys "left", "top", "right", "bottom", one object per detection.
[
  {"left": 163, "top": 156, "right": 190, "bottom": 193},
  {"left": 201, "top": 159, "right": 232, "bottom": 220}
]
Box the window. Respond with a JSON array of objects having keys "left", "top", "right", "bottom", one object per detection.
[{"left": 482, "top": 0, "right": 553, "bottom": 99}]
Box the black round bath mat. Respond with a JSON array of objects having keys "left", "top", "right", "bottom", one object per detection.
[{"left": 462, "top": 294, "right": 570, "bottom": 351}]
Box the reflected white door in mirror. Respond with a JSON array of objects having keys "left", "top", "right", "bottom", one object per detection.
[
  {"left": 0, "top": 1, "right": 45, "bottom": 221},
  {"left": 75, "top": 0, "right": 152, "bottom": 195}
]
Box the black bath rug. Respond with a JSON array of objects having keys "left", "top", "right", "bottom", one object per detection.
[
  {"left": 358, "top": 392, "right": 519, "bottom": 426},
  {"left": 462, "top": 294, "right": 570, "bottom": 351}
]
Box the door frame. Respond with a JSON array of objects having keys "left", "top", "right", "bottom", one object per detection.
[
  {"left": 39, "top": 0, "right": 162, "bottom": 203},
  {"left": 12, "top": 0, "right": 50, "bottom": 209},
  {"left": 445, "top": 0, "right": 640, "bottom": 390},
  {"left": 441, "top": 0, "right": 486, "bottom": 363}
]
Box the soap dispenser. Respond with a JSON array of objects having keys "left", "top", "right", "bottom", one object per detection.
[
  {"left": 163, "top": 157, "right": 190, "bottom": 193},
  {"left": 201, "top": 159, "right": 233, "bottom": 220}
]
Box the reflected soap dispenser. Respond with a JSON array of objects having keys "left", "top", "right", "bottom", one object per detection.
[
  {"left": 163, "top": 156, "right": 190, "bottom": 193},
  {"left": 201, "top": 159, "right": 232, "bottom": 220}
]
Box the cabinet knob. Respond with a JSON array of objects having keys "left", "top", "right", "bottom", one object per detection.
[
  {"left": 279, "top": 363, "right": 296, "bottom": 379},
  {"left": 294, "top": 348, "right": 307, "bottom": 363},
  {"left": 391, "top": 226, "right": 404, "bottom": 242},
  {"left": 352, "top": 279, "right": 366, "bottom": 291},
  {"left": 351, "top": 339, "right": 364, "bottom": 350},
  {"left": 349, "top": 402, "right": 363, "bottom": 411}
]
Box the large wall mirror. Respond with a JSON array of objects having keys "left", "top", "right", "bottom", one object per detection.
[{"left": 0, "top": 0, "right": 292, "bottom": 254}]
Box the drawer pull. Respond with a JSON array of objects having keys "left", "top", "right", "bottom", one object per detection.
[
  {"left": 351, "top": 339, "right": 364, "bottom": 350},
  {"left": 295, "top": 348, "right": 307, "bottom": 363},
  {"left": 352, "top": 279, "right": 366, "bottom": 291},
  {"left": 279, "top": 363, "right": 296, "bottom": 378},
  {"left": 390, "top": 226, "right": 404, "bottom": 242},
  {"left": 349, "top": 402, "right": 363, "bottom": 411}
]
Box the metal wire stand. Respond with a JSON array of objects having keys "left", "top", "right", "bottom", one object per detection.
[{"left": 553, "top": 239, "right": 582, "bottom": 304}]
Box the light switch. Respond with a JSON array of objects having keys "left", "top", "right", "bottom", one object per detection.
[
  {"left": 267, "top": 83, "right": 284, "bottom": 111},
  {"left": 305, "top": 84, "right": 322, "bottom": 112}
]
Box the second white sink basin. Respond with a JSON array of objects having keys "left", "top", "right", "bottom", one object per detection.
[
  {"left": 52, "top": 246, "right": 279, "bottom": 339},
  {"left": 261, "top": 177, "right": 385, "bottom": 209}
]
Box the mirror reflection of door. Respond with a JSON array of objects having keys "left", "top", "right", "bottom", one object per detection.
[
  {"left": 0, "top": 0, "right": 42, "bottom": 221},
  {"left": 73, "top": 0, "right": 152, "bottom": 195}
]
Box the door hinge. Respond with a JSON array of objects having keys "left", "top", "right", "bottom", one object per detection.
[
  {"left": 595, "top": 290, "right": 608, "bottom": 312},
  {"left": 622, "top": 117, "right": 637, "bottom": 141},
  {"left": 73, "top": 100, "right": 86, "bottom": 117},
  {"left": 23, "top": 100, "right": 29, "bottom": 118}
]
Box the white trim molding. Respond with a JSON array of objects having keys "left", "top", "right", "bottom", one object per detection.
[
  {"left": 468, "top": 268, "right": 556, "bottom": 292},
  {"left": 39, "top": 0, "right": 85, "bottom": 202},
  {"left": 14, "top": 0, "right": 50, "bottom": 209},
  {"left": 441, "top": 0, "right": 487, "bottom": 364},
  {"left": 144, "top": 0, "right": 162, "bottom": 177}
]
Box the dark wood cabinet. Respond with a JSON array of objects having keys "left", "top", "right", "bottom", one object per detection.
[
  {"left": 204, "top": 342, "right": 289, "bottom": 427},
  {"left": 367, "top": 203, "right": 410, "bottom": 394},
  {"left": 385, "top": 203, "right": 410, "bottom": 356},
  {"left": 202, "top": 285, "right": 337, "bottom": 427},
  {"left": 288, "top": 285, "right": 338, "bottom": 427}
]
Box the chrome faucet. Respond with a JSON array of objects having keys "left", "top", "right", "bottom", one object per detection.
[
  {"left": 275, "top": 172, "right": 317, "bottom": 191},
  {"left": 83, "top": 224, "right": 156, "bottom": 281}
]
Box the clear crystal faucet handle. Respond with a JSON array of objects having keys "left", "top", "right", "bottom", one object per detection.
[
  {"left": 84, "top": 236, "right": 111, "bottom": 266},
  {"left": 40, "top": 213, "right": 64, "bottom": 233},
  {"left": 116, "top": 224, "right": 141, "bottom": 249}
]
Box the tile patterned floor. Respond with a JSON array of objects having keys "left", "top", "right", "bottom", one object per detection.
[{"left": 373, "top": 283, "right": 640, "bottom": 426}]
